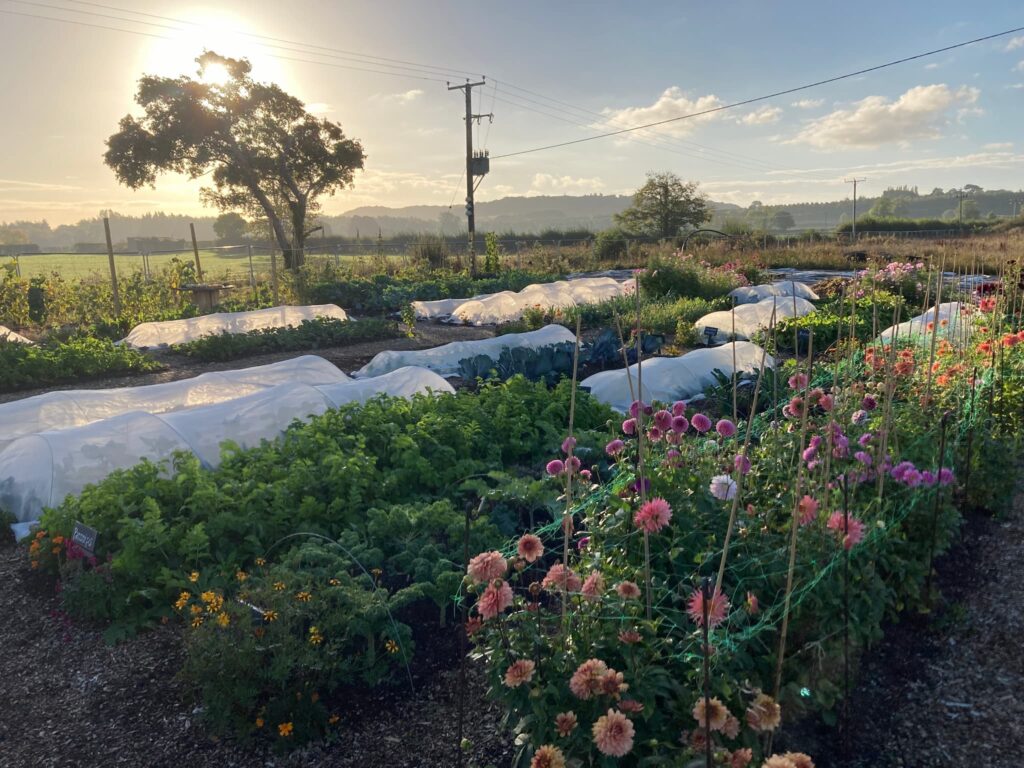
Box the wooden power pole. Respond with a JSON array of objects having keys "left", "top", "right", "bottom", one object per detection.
[
  {"left": 844, "top": 177, "right": 866, "bottom": 242},
  {"left": 447, "top": 79, "right": 491, "bottom": 275}
]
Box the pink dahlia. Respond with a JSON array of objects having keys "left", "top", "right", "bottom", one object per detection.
[
  {"left": 618, "top": 629, "right": 642, "bottom": 644},
  {"left": 477, "top": 580, "right": 513, "bottom": 619},
  {"left": 467, "top": 551, "right": 507, "bottom": 584},
  {"left": 517, "top": 534, "right": 544, "bottom": 563},
  {"left": 592, "top": 709, "right": 635, "bottom": 757},
  {"left": 691, "top": 413, "right": 712, "bottom": 433},
  {"left": 827, "top": 512, "right": 865, "bottom": 550},
  {"left": 716, "top": 418, "right": 737, "bottom": 438},
  {"left": 554, "top": 711, "right": 577, "bottom": 737},
  {"left": 730, "top": 748, "right": 753, "bottom": 768},
  {"left": 561, "top": 436, "right": 576, "bottom": 454},
  {"left": 580, "top": 570, "right": 605, "bottom": 601},
  {"left": 530, "top": 745, "right": 566, "bottom": 768},
  {"left": 616, "top": 581, "right": 641, "bottom": 599},
  {"left": 618, "top": 698, "right": 644, "bottom": 714},
  {"left": 634, "top": 497, "right": 672, "bottom": 533},
  {"left": 745, "top": 591, "right": 759, "bottom": 615},
  {"left": 709, "top": 474, "right": 737, "bottom": 501},
  {"left": 504, "top": 659, "right": 536, "bottom": 688},
  {"left": 692, "top": 696, "right": 729, "bottom": 731},
  {"left": 745, "top": 692, "right": 781, "bottom": 732},
  {"left": 621, "top": 418, "right": 637, "bottom": 435},
  {"left": 788, "top": 372, "right": 808, "bottom": 390},
  {"left": 672, "top": 400, "right": 687, "bottom": 416},
  {"left": 818, "top": 393, "right": 834, "bottom": 412},
  {"left": 605, "top": 438, "right": 625, "bottom": 456},
  {"left": 734, "top": 453, "right": 751, "bottom": 475},
  {"left": 541, "top": 563, "right": 582, "bottom": 593},
  {"left": 671, "top": 415, "right": 690, "bottom": 433},
  {"left": 797, "top": 495, "right": 819, "bottom": 526},
  {"left": 687, "top": 586, "right": 730, "bottom": 629},
  {"left": 568, "top": 658, "right": 609, "bottom": 699}
]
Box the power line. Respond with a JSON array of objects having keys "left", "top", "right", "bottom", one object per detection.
[
  {"left": 491, "top": 24, "right": 1024, "bottom": 159},
  {"left": 45, "top": 0, "right": 484, "bottom": 79},
  {"left": 7, "top": 0, "right": 469, "bottom": 81},
  {"left": 0, "top": 6, "right": 452, "bottom": 82}
]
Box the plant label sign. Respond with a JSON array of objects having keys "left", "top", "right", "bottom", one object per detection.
[
  {"left": 72, "top": 521, "right": 98, "bottom": 556},
  {"left": 703, "top": 326, "right": 719, "bottom": 344}
]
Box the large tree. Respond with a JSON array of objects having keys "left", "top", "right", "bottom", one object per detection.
[
  {"left": 213, "top": 212, "right": 248, "bottom": 243},
  {"left": 104, "top": 51, "right": 365, "bottom": 268},
  {"left": 615, "top": 172, "right": 710, "bottom": 239}
]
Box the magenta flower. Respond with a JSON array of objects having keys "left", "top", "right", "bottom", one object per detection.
[
  {"left": 938, "top": 467, "right": 955, "bottom": 485},
  {"left": 606, "top": 439, "right": 625, "bottom": 456},
  {"left": 861, "top": 395, "right": 877, "bottom": 411},
  {"left": 716, "top": 419, "right": 737, "bottom": 438},
  {"left": 672, "top": 400, "right": 687, "bottom": 417},
  {"left": 653, "top": 409, "right": 673, "bottom": 431},
  {"left": 819, "top": 394, "right": 835, "bottom": 412},
  {"left": 546, "top": 459, "right": 565, "bottom": 476},
  {"left": 788, "top": 372, "right": 809, "bottom": 390},
  {"left": 622, "top": 418, "right": 637, "bottom": 436},
  {"left": 647, "top": 426, "right": 662, "bottom": 442},
  {"left": 854, "top": 451, "right": 872, "bottom": 466},
  {"left": 734, "top": 454, "right": 751, "bottom": 475},
  {"left": 671, "top": 415, "right": 689, "bottom": 433},
  {"left": 562, "top": 436, "right": 577, "bottom": 454},
  {"left": 691, "top": 413, "right": 712, "bottom": 433}
]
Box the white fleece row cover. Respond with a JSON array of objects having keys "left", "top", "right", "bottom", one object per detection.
[
  {"left": 121, "top": 304, "right": 350, "bottom": 348},
  {"left": 2, "top": 366, "right": 453, "bottom": 539},
  {"left": 878, "top": 302, "right": 968, "bottom": 344},
  {"left": 1, "top": 326, "right": 32, "bottom": 344},
  {"left": 413, "top": 277, "right": 634, "bottom": 325},
  {"left": 0, "top": 355, "right": 347, "bottom": 450},
  {"left": 729, "top": 281, "right": 819, "bottom": 305},
  {"left": 354, "top": 324, "right": 576, "bottom": 379},
  {"left": 695, "top": 296, "right": 816, "bottom": 345},
  {"left": 581, "top": 342, "right": 774, "bottom": 413}
]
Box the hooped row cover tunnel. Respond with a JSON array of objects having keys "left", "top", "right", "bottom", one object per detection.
[{"left": 0, "top": 365, "right": 453, "bottom": 539}]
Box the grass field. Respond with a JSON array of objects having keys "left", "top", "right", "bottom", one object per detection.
[{"left": 9, "top": 249, "right": 272, "bottom": 280}]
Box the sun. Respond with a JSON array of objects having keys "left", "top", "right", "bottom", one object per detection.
[{"left": 137, "top": 7, "right": 289, "bottom": 87}]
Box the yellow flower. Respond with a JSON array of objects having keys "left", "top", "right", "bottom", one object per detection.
[
  {"left": 200, "top": 590, "right": 216, "bottom": 604},
  {"left": 385, "top": 639, "right": 399, "bottom": 655},
  {"left": 273, "top": 581, "right": 286, "bottom": 591},
  {"left": 328, "top": 578, "right": 341, "bottom": 586},
  {"left": 278, "top": 722, "right": 294, "bottom": 737},
  {"left": 235, "top": 570, "right": 248, "bottom": 582},
  {"left": 191, "top": 616, "right": 204, "bottom": 628},
  {"left": 174, "top": 591, "right": 190, "bottom": 611},
  {"left": 328, "top": 714, "right": 340, "bottom": 725},
  {"left": 295, "top": 591, "right": 312, "bottom": 603},
  {"left": 188, "top": 571, "right": 199, "bottom": 583},
  {"left": 308, "top": 626, "right": 324, "bottom": 645},
  {"left": 255, "top": 718, "right": 264, "bottom": 729},
  {"left": 264, "top": 610, "right": 278, "bottom": 622},
  {"left": 190, "top": 605, "right": 202, "bottom": 616},
  {"left": 371, "top": 568, "right": 383, "bottom": 578},
  {"left": 255, "top": 558, "right": 266, "bottom": 567},
  {"left": 216, "top": 612, "right": 230, "bottom": 628}
]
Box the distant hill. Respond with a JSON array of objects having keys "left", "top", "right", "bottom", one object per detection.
[{"left": 4, "top": 189, "right": 1020, "bottom": 249}]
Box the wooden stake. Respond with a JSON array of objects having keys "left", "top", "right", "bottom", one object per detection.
[
  {"left": 103, "top": 216, "right": 121, "bottom": 316},
  {"left": 190, "top": 222, "right": 204, "bottom": 282}
]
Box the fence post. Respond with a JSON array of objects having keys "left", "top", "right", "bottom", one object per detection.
[
  {"left": 13, "top": 255, "right": 20, "bottom": 278},
  {"left": 103, "top": 216, "right": 122, "bottom": 316},
  {"left": 189, "top": 223, "right": 204, "bottom": 282},
  {"left": 334, "top": 244, "right": 341, "bottom": 268},
  {"left": 270, "top": 250, "right": 280, "bottom": 305}
]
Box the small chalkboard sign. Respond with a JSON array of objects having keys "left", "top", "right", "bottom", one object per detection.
[
  {"left": 703, "top": 326, "right": 718, "bottom": 345},
  {"left": 72, "top": 521, "right": 98, "bottom": 556}
]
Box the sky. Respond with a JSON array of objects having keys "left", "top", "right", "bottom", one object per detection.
[{"left": 1, "top": 0, "right": 1022, "bottom": 225}]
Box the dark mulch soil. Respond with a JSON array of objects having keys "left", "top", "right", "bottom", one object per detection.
[
  {"left": 0, "top": 323, "right": 495, "bottom": 405},
  {"left": 783, "top": 488, "right": 1024, "bottom": 767},
  {"left": 0, "top": 543, "right": 515, "bottom": 768}
]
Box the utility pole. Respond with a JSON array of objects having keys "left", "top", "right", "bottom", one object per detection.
[
  {"left": 956, "top": 188, "right": 966, "bottom": 229},
  {"left": 844, "top": 178, "right": 866, "bottom": 243},
  {"left": 448, "top": 78, "right": 492, "bottom": 275}
]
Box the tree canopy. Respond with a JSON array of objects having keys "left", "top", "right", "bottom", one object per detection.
[
  {"left": 615, "top": 172, "right": 710, "bottom": 239},
  {"left": 104, "top": 51, "right": 365, "bottom": 268},
  {"left": 213, "top": 212, "right": 248, "bottom": 243}
]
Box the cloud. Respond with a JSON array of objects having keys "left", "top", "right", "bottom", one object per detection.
[
  {"left": 738, "top": 106, "right": 783, "bottom": 126},
  {"left": 982, "top": 142, "right": 1014, "bottom": 150},
  {"left": 1015, "top": 60, "right": 1024, "bottom": 72},
  {"left": 599, "top": 87, "right": 722, "bottom": 137},
  {"left": 528, "top": 173, "right": 605, "bottom": 194},
  {"left": 305, "top": 102, "right": 332, "bottom": 115},
  {"left": 1009, "top": 83, "right": 1024, "bottom": 89},
  {"left": 1005, "top": 35, "right": 1024, "bottom": 51},
  {"left": 373, "top": 89, "right": 424, "bottom": 105},
  {"left": 0, "top": 178, "right": 81, "bottom": 193},
  {"left": 924, "top": 62, "right": 940, "bottom": 70},
  {"left": 791, "top": 98, "right": 823, "bottom": 109},
  {"left": 763, "top": 150, "right": 1024, "bottom": 178},
  {"left": 790, "top": 84, "right": 980, "bottom": 149}
]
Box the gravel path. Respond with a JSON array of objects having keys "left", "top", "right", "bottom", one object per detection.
[{"left": 789, "top": 484, "right": 1024, "bottom": 767}]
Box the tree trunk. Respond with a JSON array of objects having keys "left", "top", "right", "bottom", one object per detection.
[{"left": 286, "top": 199, "right": 307, "bottom": 271}]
